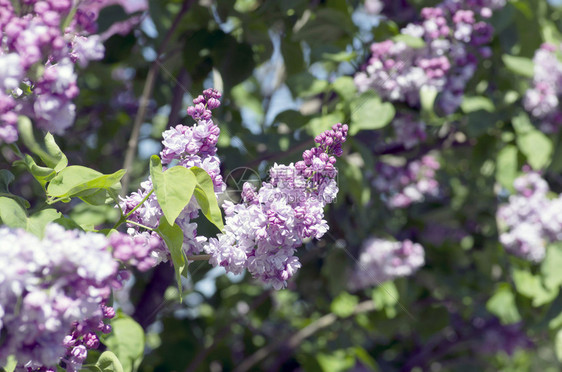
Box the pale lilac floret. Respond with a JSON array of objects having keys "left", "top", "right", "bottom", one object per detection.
[
  {"left": 0, "top": 0, "right": 143, "bottom": 144},
  {"left": 348, "top": 237, "right": 425, "bottom": 291},
  {"left": 496, "top": 170, "right": 562, "bottom": 262},
  {"left": 373, "top": 155, "right": 440, "bottom": 208},
  {"left": 523, "top": 43, "right": 562, "bottom": 133},
  {"left": 354, "top": 0, "right": 502, "bottom": 114},
  {"left": 0, "top": 224, "right": 123, "bottom": 371},
  {"left": 392, "top": 114, "right": 427, "bottom": 149},
  {"left": 205, "top": 124, "right": 348, "bottom": 289},
  {"left": 120, "top": 89, "right": 226, "bottom": 261}
]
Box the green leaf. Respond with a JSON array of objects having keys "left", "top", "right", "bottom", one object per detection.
[
  {"left": 341, "top": 157, "right": 370, "bottom": 206},
  {"left": 0, "top": 197, "right": 27, "bottom": 229},
  {"left": 47, "top": 166, "right": 126, "bottom": 199},
  {"left": 465, "top": 111, "right": 497, "bottom": 137},
  {"left": 486, "top": 283, "right": 521, "bottom": 324},
  {"left": 372, "top": 281, "right": 399, "bottom": 318},
  {"left": 102, "top": 314, "right": 144, "bottom": 372},
  {"left": 293, "top": 9, "right": 355, "bottom": 45},
  {"left": 353, "top": 347, "right": 379, "bottom": 371},
  {"left": 234, "top": 0, "right": 259, "bottom": 13},
  {"left": 274, "top": 110, "right": 308, "bottom": 130},
  {"left": 231, "top": 82, "right": 264, "bottom": 122},
  {"left": 461, "top": 96, "right": 495, "bottom": 113},
  {"left": 542, "top": 244, "right": 562, "bottom": 290},
  {"left": 331, "top": 292, "right": 359, "bottom": 317},
  {"left": 281, "top": 38, "right": 305, "bottom": 75},
  {"left": 0, "top": 170, "right": 15, "bottom": 193},
  {"left": 317, "top": 350, "right": 355, "bottom": 372},
  {"left": 287, "top": 72, "right": 329, "bottom": 98},
  {"left": 95, "top": 351, "right": 124, "bottom": 372},
  {"left": 14, "top": 154, "right": 56, "bottom": 188},
  {"left": 149, "top": 156, "right": 197, "bottom": 226},
  {"left": 17, "top": 116, "right": 66, "bottom": 169},
  {"left": 155, "top": 217, "right": 186, "bottom": 297},
  {"left": 420, "top": 86, "right": 438, "bottom": 117},
  {"left": 3, "top": 355, "right": 16, "bottom": 372},
  {"left": 350, "top": 92, "right": 395, "bottom": 135},
  {"left": 79, "top": 182, "right": 122, "bottom": 206},
  {"left": 190, "top": 167, "right": 224, "bottom": 231},
  {"left": 307, "top": 112, "right": 345, "bottom": 136},
  {"left": 556, "top": 329, "right": 562, "bottom": 362},
  {"left": 43, "top": 133, "right": 68, "bottom": 172},
  {"left": 392, "top": 34, "right": 425, "bottom": 48},
  {"left": 79, "top": 188, "right": 112, "bottom": 206},
  {"left": 0, "top": 170, "right": 30, "bottom": 208},
  {"left": 496, "top": 145, "right": 518, "bottom": 191},
  {"left": 541, "top": 19, "right": 562, "bottom": 44},
  {"left": 332, "top": 76, "right": 357, "bottom": 101},
  {"left": 512, "top": 112, "right": 535, "bottom": 134},
  {"left": 512, "top": 267, "right": 557, "bottom": 307},
  {"left": 502, "top": 54, "right": 535, "bottom": 78},
  {"left": 516, "top": 129, "right": 553, "bottom": 170},
  {"left": 52, "top": 216, "right": 84, "bottom": 231},
  {"left": 322, "top": 50, "right": 357, "bottom": 62},
  {"left": 27, "top": 209, "right": 62, "bottom": 238}
]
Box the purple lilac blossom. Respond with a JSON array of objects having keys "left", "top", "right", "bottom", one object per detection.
[
  {"left": 204, "top": 123, "right": 348, "bottom": 290},
  {"left": 354, "top": 0, "right": 504, "bottom": 114},
  {"left": 523, "top": 43, "right": 562, "bottom": 133},
  {"left": 120, "top": 89, "right": 226, "bottom": 262},
  {"left": 0, "top": 0, "right": 143, "bottom": 144},
  {"left": 108, "top": 231, "right": 159, "bottom": 271},
  {"left": 473, "top": 318, "right": 533, "bottom": 356},
  {"left": 496, "top": 170, "right": 562, "bottom": 262},
  {"left": 373, "top": 154, "right": 440, "bottom": 208},
  {"left": 348, "top": 237, "right": 425, "bottom": 291},
  {"left": 392, "top": 114, "right": 427, "bottom": 149},
  {"left": 0, "top": 224, "right": 123, "bottom": 371}
]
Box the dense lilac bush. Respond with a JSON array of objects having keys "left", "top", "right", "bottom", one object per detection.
[{"left": 1, "top": 0, "right": 562, "bottom": 370}]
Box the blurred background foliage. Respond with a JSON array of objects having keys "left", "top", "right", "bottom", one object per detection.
[{"left": 7, "top": 0, "right": 562, "bottom": 370}]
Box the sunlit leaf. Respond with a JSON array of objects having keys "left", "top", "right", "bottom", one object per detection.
[{"left": 149, "top": 156, "right": 197, "bottom": 226}]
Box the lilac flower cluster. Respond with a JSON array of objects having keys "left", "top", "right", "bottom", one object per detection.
[
  {"left": 523, "top": 43, "right": 562, "bottom": 133},
  {"left": 0, "top": 0, "right": 143, "bottom": 144},
  {"left": 348, "top": 237, "right": 425, "bottom": 291},
  {"left": 475, "top": 318, "right": 533, "bottom": 356},
  {"left": 391, "top": 114, "right": 427, "bottom": 149},
  {"left": 0, "top": 224, "right": 123, "bottom": 371},
  {"left": 204, "top": 124, "right": 348, "bottom": 289},
  {"left": 497, "top": 170, "right": 562, "bottom": 262},
  {"left": 60, "top": 301, "right": 121, "bottom": 372},
  {"left": 109, "top": 231, "right": 159, "bottom": 271},
  {"left": 120, "top": 89, "right": 226, "bottom": 262},
  {"left": 354, "top": 0, "right": 504, "bottom": 114},
  {"left": 373, "top": 155, "right": 440, "bottom": 208}
]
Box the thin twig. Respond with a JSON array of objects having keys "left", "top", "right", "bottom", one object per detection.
[
  {"left": 184, "top": 290, "right": 273, "bottom": 372},
  {"left": 186, "top": 254, "right": 211, "bottom": 261},
  {"left": 121, "top": 0, "right": 195, "bottom": 195},
  {"left": 233, "top": 300, "right": 376, "bottom": 372}
]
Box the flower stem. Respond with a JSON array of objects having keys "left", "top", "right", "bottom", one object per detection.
[
  {"left": 186, "top": 254, "right": 211, "bottom": 261},
  {"left": 124, "top": 220, "right": 155, "bottom": 231},
  {"left": 112, "top": 188, "right": 154, "bottom": 230}
]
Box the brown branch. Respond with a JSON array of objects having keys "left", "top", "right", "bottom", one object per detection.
[
  {"left": 183, "top": 245, "right": 324, "bottom": 372},
  {"left": 184, "top": 290, "right": 273, "bottom": 372},
  {"left": 121, "top": 0, "right": 195, "bottom": 195},
  {"left": 233, "top": 300, "right": 376, "bottom": 372},
  {"left": 132, "top": 263, "right": 175, "bottom": 329}
]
